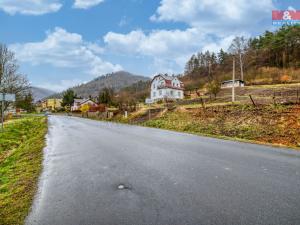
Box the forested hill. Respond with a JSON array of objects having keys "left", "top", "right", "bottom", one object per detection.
[
  {"left": 183, "top": 25, "right": 300, "bottom": 90},
  {"left": 31, "top": 87, "right": 56, "bottom": 101},
  {"left": 48, "top": 71, "right": 150, "bottom": 99}
]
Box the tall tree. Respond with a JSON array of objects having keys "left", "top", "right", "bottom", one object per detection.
[
  {"left": 229, "top": 36, "right": 248, "bottom": 81},
  {"left": 218, "top": 49, "right": 227, "bottom": 65},
  {"left": 0, "top": 44, "right": 29, "bottom": 117},
  {"left": 62, "top": 89, "right": 76, "bottom": 109},
  {"left": 16, "top": 92, "right": 35, "bottom": 112},
  {"left": 98, "top": 87, "right": 114, "bottom": 105}
]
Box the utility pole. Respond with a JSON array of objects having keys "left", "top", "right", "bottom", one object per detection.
[
  {"left": 239, "top": 52, "right": 244, "bottom": 81},
  {"left": 232, "top": 57, "right": 236, "bottom": 103}
]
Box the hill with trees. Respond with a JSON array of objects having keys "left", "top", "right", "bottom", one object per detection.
[
  {"left": 30, "top": 87, "right": 56, "bottom": 102},
  {"left": 183, "top": 25, "right": 300, "bottom": 91},
  {"left": 50, "top": 71, "right": 149, "bottom": 99},
  {"left": 51, "top": 25, "right": 300, "bottom": 105}
]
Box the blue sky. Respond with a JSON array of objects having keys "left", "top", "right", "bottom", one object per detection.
[{"left": 0, "top": 0, "right": 299, "bottom": 91}]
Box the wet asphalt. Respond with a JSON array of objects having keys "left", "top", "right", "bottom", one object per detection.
[{"left": 26, "top": 116, "right": 300, "bottom": 225}]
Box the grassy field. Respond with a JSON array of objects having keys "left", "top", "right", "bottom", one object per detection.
[
  {"left": 184, "top": 83, "right": 300, "bottom": 106},
  {"left": 0, "top": 116, "right": 47, "bottom": 225},
  {"left": 143, "top": 104, "right": 300, "bottom": 149}
]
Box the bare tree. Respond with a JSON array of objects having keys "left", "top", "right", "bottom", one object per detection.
[
  {"left": 229, "top": 36, "right": 248, "bottom": 81},
  {"left": 0, "top": 44, "right": 29, "bottom": 115}
]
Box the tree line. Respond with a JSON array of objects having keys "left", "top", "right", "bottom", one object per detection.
[
  {"left": 62, "top": 80, "right": 150, "bottom": 111},
  {"left": 183, "top": 25, "right": 300, "bottom": 91}
]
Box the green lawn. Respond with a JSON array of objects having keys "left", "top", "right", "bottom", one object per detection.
[{"left": 0, "top": 116, "right": 47, "bottom": 225}]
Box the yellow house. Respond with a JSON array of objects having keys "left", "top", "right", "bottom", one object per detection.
[{"left": 42, "top": 99, "right": 63, "bottom": 111}]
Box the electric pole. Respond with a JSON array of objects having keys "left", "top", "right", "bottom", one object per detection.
[
  {"left": 232, "top": 57, "right": 236, "bottom": 103},
  {"left": 239, "top": 52, "right": 244, "bottom": 81}
]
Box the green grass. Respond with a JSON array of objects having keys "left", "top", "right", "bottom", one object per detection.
[{"left": 0, "top": 116, "right": 47, "bottom": 225}]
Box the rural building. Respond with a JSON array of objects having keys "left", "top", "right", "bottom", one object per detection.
[
  {"left": 221, "top": 80, "right": 245, "bottom": 89},
  {"left": 146, "top": 74, "right": 184, "bottom": 103},
  {"left": 71, "top": 99, "right": 98, "bottom": 112},
  {"left": 41, "top": 98, "right": 62, "bottom": 111}
]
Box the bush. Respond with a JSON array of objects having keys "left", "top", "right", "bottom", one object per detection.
[{"left": 280, "top": 74, "right": 292, "bottom": 83}]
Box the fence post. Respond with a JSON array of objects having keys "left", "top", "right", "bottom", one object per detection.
[
  {"left": 249, "top": 95, "right": 256, "bottom": 107},
  {"left": 273, "top": 92, "right": 276, "bottom": 106},
  {"left": 200, "top": 97, "right": 206, "bottom": 111}
]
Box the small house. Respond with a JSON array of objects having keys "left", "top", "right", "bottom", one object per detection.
[
  {"left": 221, "top": 80, "right": 245, "bottom": 89},
  {"left": 145, "top": 74, "right": 184, "bottom": 103},
  {"left": 41, "top": 98, "right": 63, "bottom": 111},
  {"left": 71, "top": 99, "right": 98, "bottom": 112}
]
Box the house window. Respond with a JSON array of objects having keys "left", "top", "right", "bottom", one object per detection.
[
  {"left": 153, "top": 84, "right": 156, "bottom": 89},
  {"left": 170, "top": 90, "right": 173, "bottom": 96},
  {"left": 159, "top": 90, "right": 162, "bottom": 96},
  {"left": 178, "top": 91, "right": 181, "bottom": 97},
  {"left": 153, "top": 92, "right": 156, "bottom": 97}
]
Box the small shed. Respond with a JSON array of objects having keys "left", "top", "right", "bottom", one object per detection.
[{"left": 221, "top": 80, "right": 245, "bottom": 89}]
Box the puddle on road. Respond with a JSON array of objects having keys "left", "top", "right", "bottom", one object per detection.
[{"left": 117, "top": 184, "right": 131, "bottom": 190}]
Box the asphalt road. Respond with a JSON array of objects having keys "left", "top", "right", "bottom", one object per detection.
[{"left": 26, "top": 116, "right": 300, "bottom": 225}]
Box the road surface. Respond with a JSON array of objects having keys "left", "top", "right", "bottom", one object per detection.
[{"left": 26, "top": 116, "right": 300, "bottom": 225}]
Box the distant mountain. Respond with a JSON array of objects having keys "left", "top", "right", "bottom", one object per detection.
[
  {"left": 31, "top": 86, "right": 56, "bottom": 101},
  {"left": 49, "top": 71, "right": 150, "bottom": 98}
]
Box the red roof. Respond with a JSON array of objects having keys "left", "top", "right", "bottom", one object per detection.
[{"left": 151, "top": 74, "right": 184, "bottom": 90}]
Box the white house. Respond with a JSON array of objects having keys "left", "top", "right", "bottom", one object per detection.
[
  {"left": 221, "top": 80, "right": 245, "bottom": 89},
  {"left": 71, "top": 99, "right": 98, "bottom": 111},
  {"left": 146, "top": 74, "right": 184, "bottom": 103}
]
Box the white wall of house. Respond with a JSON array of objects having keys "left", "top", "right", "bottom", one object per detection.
[
  {"left": 71, "top": 99, "right": 97, "bottom": 111},
  {"left": 221, "top": 80, "right": 245, "bottom": 89},
  {"left": 151, "top": 88, "right": 184, "bottom": 100},
  {"left": 150, "top": 75, "right": 184, "bottom": 101}
]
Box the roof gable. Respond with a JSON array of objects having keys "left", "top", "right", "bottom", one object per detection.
[
  {"left": 79, "top": 99, "right": 97, "bottom": 105},
  {"left": 151, "top": 74, "right": 182, "bottom": 83}
]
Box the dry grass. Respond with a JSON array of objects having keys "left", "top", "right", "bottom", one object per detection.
[{"left": 143, "top": 104, "right": 300, "bottom": 149}]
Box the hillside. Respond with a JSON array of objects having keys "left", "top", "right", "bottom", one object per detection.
[
  {"left": 30, "top": 87, "right": 56, "bottom": 101},
  {"left": 51, "top": 71, "right": 150, "bottom": 98},
  {"left": 183, "top": 25, "right": 300, "bottom": 91}
]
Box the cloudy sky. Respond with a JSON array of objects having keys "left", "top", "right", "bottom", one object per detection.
[{"left": 0, "top": 0, "right": 299, "bottom": 91}]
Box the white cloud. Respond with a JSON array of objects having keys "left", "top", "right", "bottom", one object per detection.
[
  {"left": 73, "top": 0, "right": 104, "bottom": 9},
  {"left": 0, "top": 0, "right": 62, "bottom": 15},
  {"left": 104, "top": 28, "right": 235, "bottom": 73},
  {"left": 10, "top": 27, "right": 122, "bottom": 76},
  {"left": 102, "top": 0, "right": 275, "bottom": 74},
  {"left": 104, "top": 28, "right": 206, "bottom": 58},
  {"left": 151, "top": 0, "right": 274, "bottom": 34}
]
